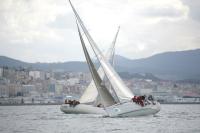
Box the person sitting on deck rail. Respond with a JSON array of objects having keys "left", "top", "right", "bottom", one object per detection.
[
  {"left": 64, "top": 99, "right": 80, "bottom": 107},
  {"left": 132, "top": 95, "right": 145, "bottom": 107},
  {"left": 148, "top": 95, "right": 156, "bottom": 105},
  {"left": 65, "top": 99, "right": 69, "bottom": 104},
  {"left": 71, "top": 100, "right": 80, "bottom": 107},
  {"left": 138, "top": 96, "right": 144, "bottom": 107}
]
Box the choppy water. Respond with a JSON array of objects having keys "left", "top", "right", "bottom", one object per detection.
[{"left": 0, "top": 104, "right": 200, "bottom": 133}]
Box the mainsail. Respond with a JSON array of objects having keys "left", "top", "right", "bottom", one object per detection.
[
  {"left": 76, "top": 22, "right": 116, "bottom": 107},
  {"left": 69, "top": 0, "right": 134, "bottom": 101},
  {"left": 79, "top": 27, "right": 120, "bottom": 104}
]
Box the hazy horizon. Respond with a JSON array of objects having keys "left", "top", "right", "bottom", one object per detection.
[
  {"left": 0, "top": 0, "right": 200, "bottom": 63},
  {"left": 1, "top": 48, "right": 200, "bottom": 64}
]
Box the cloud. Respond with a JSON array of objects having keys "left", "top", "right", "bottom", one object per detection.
[
  {"left": 0, "top": 0, "right": 199, "bottom": 62},
  {"left": 141, "top": 6, "right": 185, "bottom": 18},
  {"left": 0, "top": 0, "right": 69, "bottom": 43},
  {"left": 181, "top": 0, "right": 200, "bottom": 21}
]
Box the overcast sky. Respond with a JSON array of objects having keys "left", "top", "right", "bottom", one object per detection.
[{"left": 0, "top": 0, "right": 200, "bottom": 63}]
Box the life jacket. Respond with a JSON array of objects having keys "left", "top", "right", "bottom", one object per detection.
[
  {"left": 132, "top": 96, "right": 144, "bottom": 107},
  {"left": 132, "top": 96, "right": 137, "bottom": 102}
]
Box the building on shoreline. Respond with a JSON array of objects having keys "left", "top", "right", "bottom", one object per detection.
[{"left": 0, "top": 67, "right": 200, "bottom": 104}]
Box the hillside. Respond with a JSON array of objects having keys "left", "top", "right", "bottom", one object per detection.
[{"left": 1, "top": 49, "right": 200, "bottom": 80}]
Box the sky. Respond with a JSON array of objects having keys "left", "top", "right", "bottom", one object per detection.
[{"left": 0, "top": 0, "right": 200, "bottom": 63}]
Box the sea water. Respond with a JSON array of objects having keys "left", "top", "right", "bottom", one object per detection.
[{"left": 0, "top": 104, "right": 200, "bottom": 133}]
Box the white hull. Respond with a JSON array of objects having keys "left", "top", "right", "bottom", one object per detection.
[
  {"left": 60, "top": 102, "right": 160, "bottom": 117},
  {"left": 60, "top": 104, "right": 107, "bottom": 115},
  {"left": 105, "top": 101, "right": 161, "bottom": 117}
]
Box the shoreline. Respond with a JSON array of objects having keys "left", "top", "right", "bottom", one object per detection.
[
  {"left": 160, "top": 102, "right": 200, "bottom": 104},
  {"left": 0, "top": 102, "right": 200, "bottom": 106},
  {"left": 0, "top": 103, "right": 62, "bottom": 106}
]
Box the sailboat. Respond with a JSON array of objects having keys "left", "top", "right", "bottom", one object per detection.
[
  {"left": 65, "top": 0, "right": 161, "bottom": 117},
  {"left": 60, "top": 25, "right": 120, "bottom": 115}
]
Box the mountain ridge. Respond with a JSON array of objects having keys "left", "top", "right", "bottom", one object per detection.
[{"left": 1, "top": 49, "right": 200, "bottom": 80}]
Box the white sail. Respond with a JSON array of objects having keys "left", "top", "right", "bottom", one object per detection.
[
  {"left": 79, "top": 21, "right": 120, "bottom": 104},
  {"left": 77, "top": 22, "right": 116, "bottom": 107},
  {"left": 69, "top": 0, "right": 134, "bottom": 101},
  {"left": 79, "top": 80, "right": 97, "bottom": 104},
  {"left": 64, "top": 1, "right": 161, "bottom": 117}
]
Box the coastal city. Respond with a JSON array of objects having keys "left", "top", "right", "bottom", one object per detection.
[
  {"left": 1, "top": 0, "right": 200, "bottom": 132},
  {"left": 0, "top": 66, "right": 200, "bottom": 105}
]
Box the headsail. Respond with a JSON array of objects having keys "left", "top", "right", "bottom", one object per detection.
[
  {"left": 76, "top": 22, "right": 116, "bottom": 107},
  {"left": 69, "top": 0, "right": 134, "bottom": 101},
  {"left": 79, "top": 27, "right": 120, "bottom": 104}
]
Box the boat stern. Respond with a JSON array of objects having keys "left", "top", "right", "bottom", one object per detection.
[{"left": 105, "top": 101, "right": 161, "bottom": 117}]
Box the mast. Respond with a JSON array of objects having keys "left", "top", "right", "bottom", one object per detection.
[{"left": 107, "top": 26, "right": 120, "bottom": 66}]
